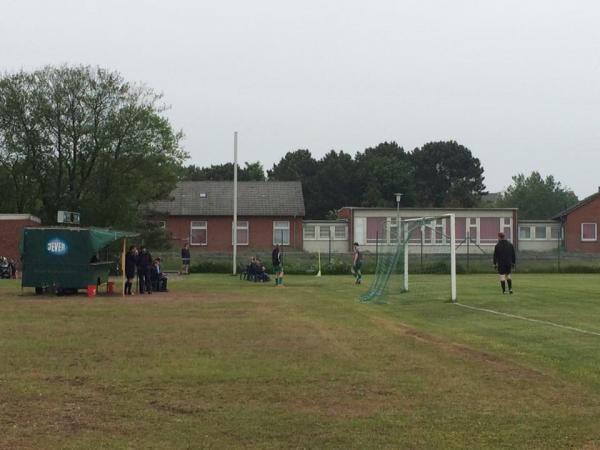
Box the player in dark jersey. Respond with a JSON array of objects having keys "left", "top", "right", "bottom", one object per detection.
[
  {"left": 272, "top": 244, "right": 283, "bottom": 286},
  {"left": 352, "top": 242, "right": 363, "bottom": 285},
  {"left": 493, "top": 232, "right": 516, "bottom": 294}
]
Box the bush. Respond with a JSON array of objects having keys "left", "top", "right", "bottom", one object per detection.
[
  {"left": 190, "top": 261, "right": 232, "bottom": 273},
  {"left": 560, "top": 264, "right": 600, "bottom": 274}
]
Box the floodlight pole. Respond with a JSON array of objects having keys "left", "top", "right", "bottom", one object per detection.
[{"left": 232, "top": 132, "right": 238, "bottom": 275}]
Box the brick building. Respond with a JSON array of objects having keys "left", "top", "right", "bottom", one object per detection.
[
  {"left": 0, "top": 214, "right": 42, "bottom": 261},
  {"left": 553, "top": 190, "right": 600, "bottom": 253},
  {"left": 146, "top": 181, "right": 305, "bottom": 252}
]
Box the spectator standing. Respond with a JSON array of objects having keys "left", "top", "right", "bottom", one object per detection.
[
  {"left": 137, "top": 247, "right": 153, "bottom": 294},
  {"left": 181, "top": 243, "right": 191, "bottom": 275}
]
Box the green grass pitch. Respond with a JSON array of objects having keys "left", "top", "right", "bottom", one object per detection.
[{"left": 1, "top": 274, "right": 600, "bottom": 449}]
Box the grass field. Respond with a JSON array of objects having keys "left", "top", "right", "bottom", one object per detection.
[{"left": 2, "top": 274, "right": 600, "bottom": 449}]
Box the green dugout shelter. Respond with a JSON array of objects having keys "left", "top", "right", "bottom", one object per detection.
[{"left": 21, "top": 227, "right": 138, "bottom": 294}]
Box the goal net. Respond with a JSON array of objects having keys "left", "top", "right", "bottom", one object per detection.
[{"left": 360, "top": 214, "right": 457, "bottom": 304}]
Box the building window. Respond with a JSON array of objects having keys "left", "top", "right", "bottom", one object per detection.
[
  {"left": 581, "top": 223, "right": 597, "bottom": 242},
  {"left": 366, "top": 217, "right": 386, "bottom": 244},
  {"left": 535, "top": 226, "right": 547, "bottom": 240},
  {"left": 304, "top": 225, "right": 316, "bottom": 240},
  {"left": 519, "top": 226, "right": 531, "bottom": 240},
  {"left": 190, "top": 221, "right": 207, "bottom": 246},
  {"left": 273, "top": 221, "right": 290, "bottom": 245},
  {"left": 389, "top": 218, "right": 399, "bottom": 244},
  {"left": 467, "top": 217, "right": 479, "bottom": 244},
  {"left": 319, "top": 226, "right": 330, "bottom": 240},
  {"left": 334, "top": 225, "right": 347, "bottom": 240},
  {"left": 501, "top": 217, "right": 512, "bottom": 241},
  {"left": 550, "top": 226, "right": 561, "bottom": 240},
  {"left": 232, "top": 221, "right": 249, "bottom": 246},
  {"left": 433, "top": 219, "right": 445, "bottom": 244}
]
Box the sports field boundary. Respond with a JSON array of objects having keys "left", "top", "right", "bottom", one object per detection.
[{"left": 454, "top": 302, "right": 600, "bottom": 337}]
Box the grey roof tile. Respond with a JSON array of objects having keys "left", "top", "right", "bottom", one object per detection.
[{"left": 147, "top": 181, "right": 305, "bottom": 217}]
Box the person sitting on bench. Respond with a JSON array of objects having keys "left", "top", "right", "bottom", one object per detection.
[{"left": 151, "top": 258, "right": 168, "bottom": 292}]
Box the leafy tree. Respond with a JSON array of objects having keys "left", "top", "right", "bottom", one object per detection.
[
  {"left": 0, "top": 65, "right": 186, "bottom": 227},
  {"left": 411, "top": 141, "right": 485, "bottom": 207},
  {"left": 241, "top": 162, "right": 266, "bottom": 181},
  {"left": 496, "top": 172, "right": 579, "bottom": 219},
  {"left": 311, "top": 150, "right": 357, "bottom": 218},
  {"left": 354, "top": 142, "right": 415, "bottom": 207},
  {"left": 268, "top": 149, "right": 321, "bottom": 216},
  {"left": 267, "top": 149, "right": 318, "bottom": 181},
  {"left": 182, "top": 161, "right": 266, "bottom": 181}
]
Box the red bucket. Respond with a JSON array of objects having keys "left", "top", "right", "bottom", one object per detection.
[{"left": 87, "top": 285, "right": 97, "bottom": 297}]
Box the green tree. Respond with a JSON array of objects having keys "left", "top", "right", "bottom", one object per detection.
[
  {"left": 354, "top": 141, "right": 415, "bottom": 207},
  {"left": 0, "top": 65, "right": 186, "bottom": 227},
  {"left": 268, "top": 149, "right": 321, "bottom": 217},
  {"left": 497, "top": 172, "right": 579, "bottom": 219},
  {"left": 311, "top": 150, "right": 357, "bottom": 218},
  {"left": 182, "top": 161, "right": 265, "bottom": 181},
  {"left": 411, "top": 141, "right": 485, "bottom": 207}
]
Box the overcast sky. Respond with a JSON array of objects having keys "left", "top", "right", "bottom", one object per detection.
[{"left": 1, "top": 0, "right": 599, "bottom": 197}]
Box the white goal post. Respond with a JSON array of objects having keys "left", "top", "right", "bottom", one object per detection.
[{"left": 401, "top": 213, "right": 457, "bottom": 302}]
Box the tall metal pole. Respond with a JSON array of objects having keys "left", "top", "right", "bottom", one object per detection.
[
  {"left": 232, "top": 132, "right": 238, "bottom": 275},
  {"left": 395, "top": 193, "right": 402, "bottom": 244}
]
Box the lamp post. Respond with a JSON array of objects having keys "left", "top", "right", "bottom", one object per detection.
[{"left": 395, "top": 193, "right": 402, "bottom": 244}]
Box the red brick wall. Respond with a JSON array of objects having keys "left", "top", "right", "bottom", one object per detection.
[
  {"left": 0, "top": 219, "right": 41, "bottom": 262},
  {"left": 165, "top": 216, "right": 303, "bottom": 252},
  {"left": 564, "top": 196, "right": 600, "bottom": 252}
]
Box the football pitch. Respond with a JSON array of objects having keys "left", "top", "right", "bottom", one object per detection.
[{"left": 1, "top": 274, "right": 600, "bottom": 449}]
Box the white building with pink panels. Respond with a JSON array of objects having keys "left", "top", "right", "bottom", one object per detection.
[{"left": 337, "top": 207, "right": 517, "bottom": 254}]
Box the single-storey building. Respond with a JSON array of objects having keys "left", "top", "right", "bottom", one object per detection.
[
  {"left": 0, "top": 214, "right": 42, "bottom": 261},
  {"left": 146, "top": 181, "right": 305, "bottom": 252},
  {"left": 518, "top": 220, "right": 561, "bottom": 252},
  {"left": 553, "top": 190, "right": 600, "bottom": 253},
  {"left": 337, "top": 207, "right": 517, "bottom": 253},
  {"left": 302, "top": 219, "right": 349, "bottom": 254}
]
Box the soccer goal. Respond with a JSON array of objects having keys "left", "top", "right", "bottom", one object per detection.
[{"left": 360, "top": 214, "right": 457, "bottom": 303}]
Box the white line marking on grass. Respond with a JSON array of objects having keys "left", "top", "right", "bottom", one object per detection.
[{"left": 454, "top": 302, "right": 600, "bottom": 337}]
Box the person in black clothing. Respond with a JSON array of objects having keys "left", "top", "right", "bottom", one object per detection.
[
  {"left": 8, "top": 258, "right": 16, "bottom": 279},
  {"left": 124, "top": 246, "right": 138, "bottom": 295},
  {"left": 272, "top": 244, "right": 283, "bottom": 286},
  {"left": 181, "top": 243, "right": 191, "bottom": 275},
  {"left": 137, "top": 247, "right": 153, "bottom": 294},
  {"left": 493, "top": 232, "right": 516, "bottom": 294},
  {"left": 151, "top": 258, "right": 168, "bottom": 292}
]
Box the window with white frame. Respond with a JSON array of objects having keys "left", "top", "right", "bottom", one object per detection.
[
  {"left": 501, "top": 217, "right": 512, "bottom": 241},
  {"left": 190, "top": 221, "right": 207, "bottom": 245},
  {"left": 273, "top": 221, "right": 290, "bottom": 245},
  {"left": 550, "top": 226, "right": 561, "bottom": 240},
  {"left": 519, "top": 226, "right": 531, "bottom": 240},
  {"left": 467, "top": 217, "right": 478, "bottom": 243},
  {"left": 581, "top": 223, "right": 597, "bottom": 242},
  {"left": 334, "top": 225, "right": 347, "bottom": 240},
  {"left": 433, "top": 219, "right": 445, "bottom": 244},
  {"left": 304, "top": 225, "right": 316, "bottom": 240},
  {"left": 389, "top": 218, "right": 399, "bottom": 243},
  {"left": 535, "top": 226, "right": 547, "bottom": 240},
  {"left": 319, "top": 226, "right": 330, "bottom": 240},
  {"left": 232, "top": 221, "right": 249, "bottom": 245}
]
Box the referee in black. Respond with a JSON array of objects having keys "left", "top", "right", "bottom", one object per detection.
[{"left": 493, "top": 232, "right": 516, "bottom": 294}]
